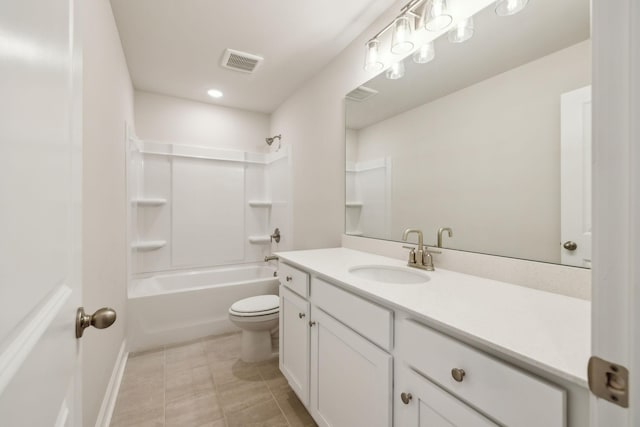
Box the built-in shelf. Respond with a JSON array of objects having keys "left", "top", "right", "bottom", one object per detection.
[
  {"left": 345, "top": 231, "right": 364, "bottom": 236},
  {"left": 132, "top": 198, "right": 167, "bottom": 207},
  {"left": 248, "top": 236, "right": 271, "bottom": 244},
  {"left": 131, "top": 240, "right": 167, "bottom": 251},
  {"left": 248, "top": 201, "right": 273, "bottom": 208},
  {"left": 345, "top": 201, "right": 363, "bottom": 208}
]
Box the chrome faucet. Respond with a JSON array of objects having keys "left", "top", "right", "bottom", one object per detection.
[
  {"left": 437, "top": 227, "right": 453, "bottom": 248},
  {"left": 402, "top": 228, "right": 435, "bottom": 271}
]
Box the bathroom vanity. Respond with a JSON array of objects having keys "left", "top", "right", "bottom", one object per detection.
[{"left": 276, "top": 248, "right": 590, "bottom": 427}]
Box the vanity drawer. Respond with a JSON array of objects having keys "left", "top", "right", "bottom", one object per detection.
[
  {"left": 312, "top": 277, "right": 393, "bottom": 351},
  {"left": 397, "top": 319, "right": 566, "bottom": 427},
  {"left": 279, "top": 263, "right": 309, "bottom": 298}
]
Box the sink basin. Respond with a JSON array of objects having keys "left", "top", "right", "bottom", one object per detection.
[{"left": 348, "top": 265, "right": 430, "bottom": 284}]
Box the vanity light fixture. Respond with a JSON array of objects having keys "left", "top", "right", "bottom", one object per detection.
[
  {"left": 391, "top": 15, "right": 414, "bottom": 54},
  {"left": 385, "top": 61, "right": 406, "bottom": 80},
  {"left": 448, "top": 17, "right": 474, "bottom": 43},
  {"left": 423, "top": 0, "right": 453, "bottom": 31},
  {"left": 364, "top": 0, "right": 523, "bottom": 72},
  {"left": 364, "top": 39, "right": 384, "bottom": 72},
  {"left": 207, "top": 89, "right": 223, "bottom": 98},
  {"left": 413, "top": 41, "right": 435, "bottom": 64},
  {"left": 495, "top": 0, "right": 529, "bottom": 16}
]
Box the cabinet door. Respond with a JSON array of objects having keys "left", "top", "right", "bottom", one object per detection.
[
  {"left": 279, "top": 285, "right": 310, "bottom": 405},
  {"left": 395, "top": 367, "right": 498, "bottom": 427},
  {"left": 310, "top": 309, "right": 392, "bottom": 427}
]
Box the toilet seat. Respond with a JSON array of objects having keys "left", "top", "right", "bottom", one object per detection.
[{"left": 229, "top": 295, "right": 279, "bottom": 317}]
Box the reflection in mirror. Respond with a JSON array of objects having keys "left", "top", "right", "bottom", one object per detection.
[{"left": 345, "top": 0, "right": 591, "bottom": 268}]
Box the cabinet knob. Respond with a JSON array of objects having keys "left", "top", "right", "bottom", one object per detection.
[
  {"left": 563, "top": 241, "right": 578, "bottom": 251},
  {"left": 451, "top": 368, "right": 466, "bottom": 382},
  {"left": 400, "top": 392, "right": 413, "bottom": 404},
  {"left": 286, "top": 276, "right": 293, "bottom": 282},
  {"left": 309, "top": 321, "right": 316, "bottom": 327},
  {"left": 299, "top": 312, "right": 306, "bottom": 319}
]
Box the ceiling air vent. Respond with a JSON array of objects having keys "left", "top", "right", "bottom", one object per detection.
[
  {"left": 346, "top": 86, "right": 378, "bottom": 102},
  {"left": 221, "top": 49, "right": 263, "bottom": 73}
]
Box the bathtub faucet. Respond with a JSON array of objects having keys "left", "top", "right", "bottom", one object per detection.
[{"left": 264, "top": 255, "right": 279, "bottom": 262}]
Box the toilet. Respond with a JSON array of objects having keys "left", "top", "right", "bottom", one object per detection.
[{"left": 228, "top": 294, "right": 279, "bottom": 362}]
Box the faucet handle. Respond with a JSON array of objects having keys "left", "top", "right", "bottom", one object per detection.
[{"left": 402, "top": 245, "right": 416, "bottom": 264}]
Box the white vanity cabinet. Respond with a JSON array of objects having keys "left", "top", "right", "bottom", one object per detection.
[
  {"left": 395, "top": 366, "right": 498, "bottom": 427},
  {"left": 278, "top": 262, "right": 393, "bottom": 427},
  {"left": 395, "top": 317, "right": 566, "bottom": 427},
  {"left": 278, "top": 255, "right": 574, "bottom": 427}
]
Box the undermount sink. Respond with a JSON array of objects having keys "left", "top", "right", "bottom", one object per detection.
[{"left": 348, "top": 265, "right": 430, "bottom": 284}]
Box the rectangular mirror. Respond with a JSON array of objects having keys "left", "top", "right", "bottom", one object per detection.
[{"left": 345, "top": 0, "right": 591, "bottom": 268}]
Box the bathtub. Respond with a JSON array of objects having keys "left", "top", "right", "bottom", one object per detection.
[{"left": 127, "top": 263, "right": 279, "bottom": 352}]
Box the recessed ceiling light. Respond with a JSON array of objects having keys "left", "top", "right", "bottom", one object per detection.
[{"left": 207, "top": 89, "right": 223, "bottom": 98}]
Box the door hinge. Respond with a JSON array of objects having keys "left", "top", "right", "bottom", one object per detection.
[{"left": 588, "top": 356, "right": 629, "bottom": 408}]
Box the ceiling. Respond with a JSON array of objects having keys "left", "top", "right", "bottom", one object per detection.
[
  {"left": 110, "top": 0, "right": 398, "bottom": 113},
  {"left": 346, "top": 0, "right": 591, "bottom": 129}
]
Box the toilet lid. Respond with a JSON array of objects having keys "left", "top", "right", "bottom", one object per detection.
[{"left": 230, "top": 295, "right": 279, "bottom": 314}]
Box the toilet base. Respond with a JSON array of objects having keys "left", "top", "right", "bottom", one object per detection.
[{"left": 240, "top": 330, "right": 273, "bottom": 362}]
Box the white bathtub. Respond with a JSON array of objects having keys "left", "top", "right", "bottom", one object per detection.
[{"left": 127, "top": 264, "right": 279, "bottom": 352}]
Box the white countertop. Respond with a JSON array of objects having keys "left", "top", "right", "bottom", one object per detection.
[{"left": 276, "top": 247, "right": 591, "bottom": 387}]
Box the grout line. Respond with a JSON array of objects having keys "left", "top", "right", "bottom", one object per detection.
[
  {"left": 162, "top": 346, "right": 166, "bottom": 427},
  {"left": 258, "top": 363, "right": 292, "bottom": 427}
]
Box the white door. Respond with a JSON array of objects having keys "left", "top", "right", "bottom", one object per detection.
[
  {"left": 590, "top": 0, "right": 639, "bottom": 426},
  {"left": 0, "top": 0, "right": 83, "bottom": 425},
  {"left": 279, "top": 285, "right": 310, "bottom": 406},
  {"left": 561, "top": 86, "right": 592, "bottom": 268},
  {"left": 310, "top": 308, "right": 392, "bottom": 427}
]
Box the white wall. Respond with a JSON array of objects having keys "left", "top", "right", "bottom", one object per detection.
[
  {"left": 353, "top": 41, "right": 591, "bottom": 264},
  {"left": 271, "top": 1, "right": 409, "bottom": 250},
  {"left": 135, "top": 91, "right": 270, "bottom": 152},
  {"left": 82, "top": 0, "right": 134, "bottom": 425}
]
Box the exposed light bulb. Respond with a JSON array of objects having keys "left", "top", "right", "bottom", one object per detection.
[
  {"left": 364, "top": 39, "right": 384, "bottom": 72},
  {"left": 495, "top": 0, "right": 529, "bottom": 16},
  {"left": 385, "top": 61, "right": 405, "bottom": 80},
  {"left": 448, "top": 17, "right": 474, "bottom": 43},
  {"left": 413, "top": 42, "right": 435, "bottom": 64},
  {"left": 424, "top": 0, "right": 453, "bottom": 31},
  {"left": 391, "top": 15, "right": 414, "bottom": 54},
  {"left": 207, "top": 89, "right": 223, "bottom": 98}
]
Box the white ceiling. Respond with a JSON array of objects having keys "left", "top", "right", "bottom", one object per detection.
[
  {"left": 346, "top": 0, "right": 591, "bottom": 129},
  {"left": 109, "top": 0, "right": 398, "bottom": 113}
]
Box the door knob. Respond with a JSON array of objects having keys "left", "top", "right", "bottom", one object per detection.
[
  {"left": 76, "top": 307, "right": 117, "bottom": 338},
  {"left": 563, "top": 241, "right": 578, "bottom": 251},
  {"left": 451, "top": 368, "right": 466, "bottom": 382}
]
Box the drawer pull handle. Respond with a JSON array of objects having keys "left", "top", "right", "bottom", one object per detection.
[
  {"left": 286, "top": 276, "right": 293, "bottom": 282},
  {"left": 400, "top": 392, "right": 413, "bottom": 405},
  {"left": 309, "top": 321, "right": 316, "bottom": 327},
  {"left": 299, "top": 312, "right": 306, "bottom": 319},
  {"left": 451, "top": 368, "right": 466, "bottom": 382}
]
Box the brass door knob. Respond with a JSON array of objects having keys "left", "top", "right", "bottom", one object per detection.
[
  {"left": 400, "top": 392, "right": 413, "bottom": 404},
  {"left": 299, "top": 312, "right": 306, "bottom": 319},
  {"left": 563, "top": 241, "right": 578, "bottom": 251},
  {"left": 451, "top": 368, "right": 466, "bottom": 382},
  {"left": 76, "top": 307, "right": 117, "bottom": 338}
]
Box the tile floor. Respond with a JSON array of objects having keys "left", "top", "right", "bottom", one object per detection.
[{"left": 110, "top": 332, "right": 316, "bottom": 427}]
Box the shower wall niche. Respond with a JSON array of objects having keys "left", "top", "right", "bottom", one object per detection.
[{"left": 127, "top": 135, "right": 291, "bottom": 275}]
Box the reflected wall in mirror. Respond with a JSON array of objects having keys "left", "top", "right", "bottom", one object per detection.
[{"left": 345, "top": 0, "right": 591, "bottom": 268}]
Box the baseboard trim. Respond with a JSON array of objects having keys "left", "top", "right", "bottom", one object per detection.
[{"left": 95, "top": 339, "right": 128, "bottom": 427}]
